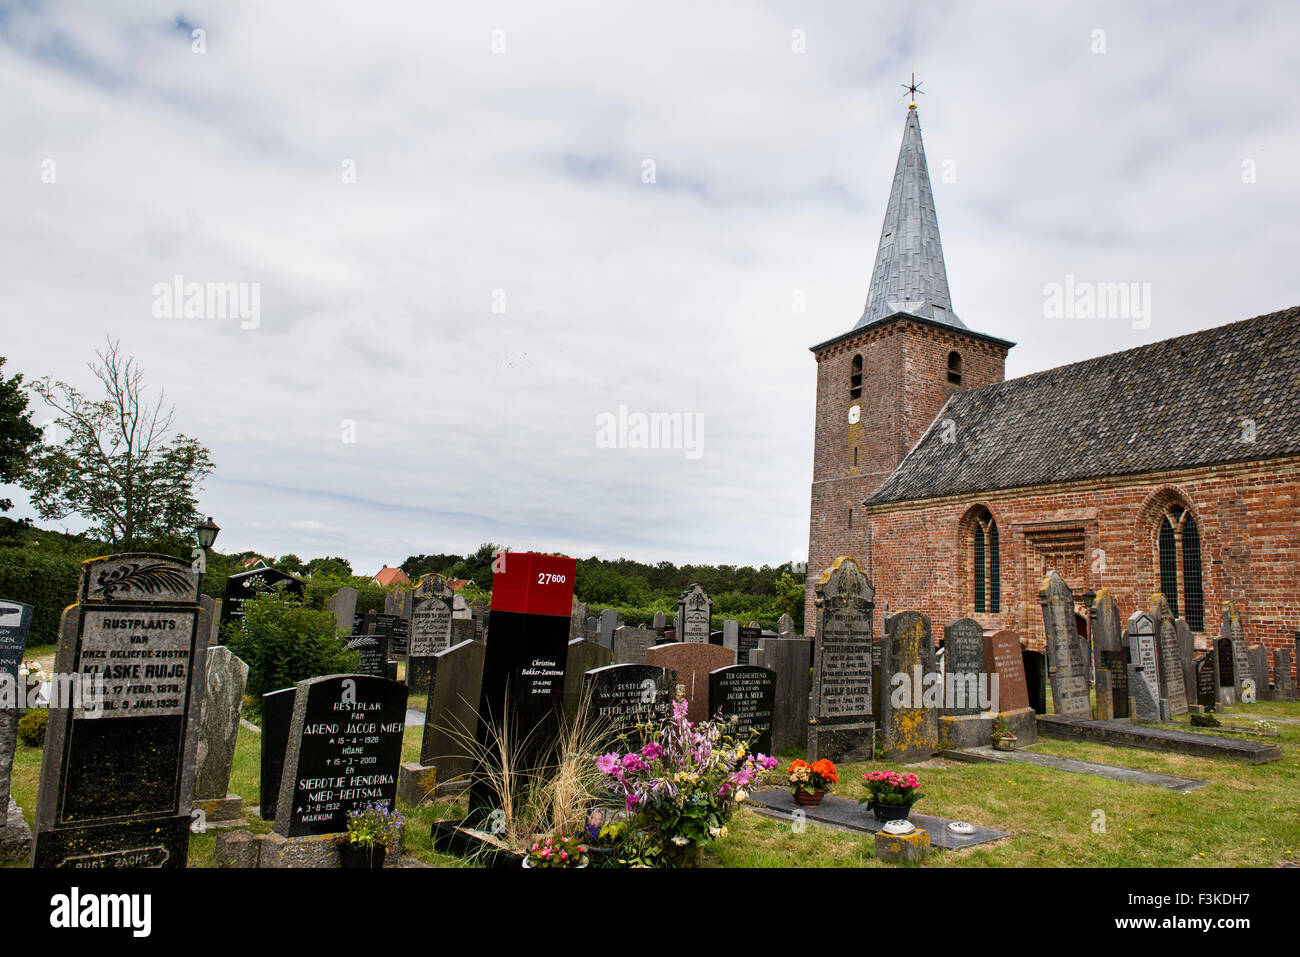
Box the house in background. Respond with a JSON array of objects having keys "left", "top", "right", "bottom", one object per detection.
[{"left": 372, "top": 566, "right": 411, "bottom": 587}]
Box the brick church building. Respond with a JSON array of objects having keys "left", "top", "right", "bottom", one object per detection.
[{"left": 805, "top": 103, "right": 1300, "bottom": 684}]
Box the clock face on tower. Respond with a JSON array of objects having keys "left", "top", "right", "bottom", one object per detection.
[{"left": 847, "top": 404, "right": 860, "bottom": 425}]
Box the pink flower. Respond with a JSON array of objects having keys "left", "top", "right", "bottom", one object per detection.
[
  {"left": 641, "top": 742, "right": 663, "bottom": 760},
  {"left": 596, "top": 752, "right": 620, "bottom": 775}
]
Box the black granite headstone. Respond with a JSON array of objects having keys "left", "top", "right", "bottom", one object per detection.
[
  {"left": 345, "top": 630, "right": 390, "bottom": 679},
  {"left": 1196, "top": 654, "right": 1218, "bottom": 711},
  {"left": 708, "top": 664, "right": 776, "bottom": 755},
  {"left": 0, "top": 598, "right": 33, "bottom": 685},
  {"left": 220, "top": 567, "right": 305, "bottom": 628},
  {"left": 258, "top": 686, "right": 296, "bottom": 822},
  {"left": 1022, "top": 649, "right": 1047, "bottom": 715},
  {"left": 274, "top": 674, "right": 407, "bottom": 837},
  {"left": 737, "top": 626, "right": 763, "bottom": 663},
  {"left": 943, "top": 618, "right": 986, "bottom": 716},
  {"left": 582, "top": 664, "right": 674, "bottom": 741}
]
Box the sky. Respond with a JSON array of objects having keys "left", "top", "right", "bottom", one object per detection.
[{"left": 2, "top": 1, "right": 1298, "bottom": 575}]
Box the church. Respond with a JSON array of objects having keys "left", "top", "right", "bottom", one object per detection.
[{"left": 804, "top": 100, "right": 1300, "bottom": 683}]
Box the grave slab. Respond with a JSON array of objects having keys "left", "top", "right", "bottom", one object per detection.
[
  {"left": 947, "top": 746, "right": 1209, "bottom": 791},
  {"left": 1036, "top": 714, "right": 1282, "bottom": 764}
]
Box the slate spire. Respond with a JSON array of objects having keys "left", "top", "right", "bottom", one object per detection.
[{"left": 856, "top": 106, "right": 964, "bottom": 330}]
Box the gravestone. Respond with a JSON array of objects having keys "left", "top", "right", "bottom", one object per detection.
[
  {"left": 570, "top": 599, "right": 588, "bottom": 639},
  {"left": 757, "top": 636, "right": 811, "bottom": 753},
  {"left": 1174, "top": 619, "right": 1197, "bottom": 710},
  {"left": 1022, "top": 649, "right": 1047, "bottom": 715},
  {"left": 326, "top": 586, "right": 359, "bottom": 636},
  {"left": 737, "top": 626, "right": 763, "bottom": 664},
  {"left": 1090, "top": 589, "right": 1128, "bottom": 718},
  {"left": 420, "top": 639, "right": 486, "bottom": 788},
  {"left": 984, "top": 630, "right": 1030, "bottom": 712},
  {"left": 384, "top": 587, "right": 413, "bottom": 620},
  {"left": 613, "top": 625, "right": 656, "bottom": 666},
  {"left": 652, "top": 611, "right": 667, "bottom": 630},
  {"left": 259, "top": 687, "right": 296, "bottom": 822},
  {"left": 1150, "top": 595, "right": 1188, "bottom": 716},
  {"left": 645, "top": 642, "right": 735, "bottom": 723},
  {"left": 1196, "top": 652, "right": 1218, "bottom": 711},
  {"left": 0, "top": 598, "right": 33, "bottom": 862},
  {"left": 943, "top": 618, "right": 986, "bottom": 715},
  {"left": 563, "top": 637, "right": 613, "bottom": 723},
  {"left": 450, "top": 617, "right": 476, "bottom": 647},
  {"left": 598, "top": 609, "right": 621, "bottom": 648},
  {"left": 222, "top": 567, "right": 305, "bottom": 629},
  {"left": 676, "top": 584, "right": 712, "bottom": 644},
  {"left": 1215, "top": 637, "right": 1237, "bottom": 706},
  {"left": 777, "top": 613, "right": 795, "bottom": 637},
  {"left": 274, "top": 675, "right": 407, "bottom": 838},
  {"left": 809, "top": 556, "right": 875, "bottom": 762},
  {"left": 709, "top": 665, "right": 776, "bottom": 755},
  {"left": 414, "top": 573, "right": 454, "bottom": 601},
  {"left": 722, "top": 619, "right": 739, "bottom": 650},
  {"left": 1094, "top": 669, "right": 1114, "bottom": 721},
  {"left": 389, "top": 617, "right": 410, "bottom": 657},
  {"left": 1273, "top": 647, "right": 1296, "bottom": 702},
  {"left": 880, "top": 611, "right": 938, "bottom": 763},
  {"left": 452, "top": 595, "right": 469, "bottom": 620},
  {"left": 1249, "top": 646, "right": 1271, "bottom": 700},
  {"left": 345, "top": 628, "right": 390, "bottom": 679},
  {"left": 1126, "top": 610, "right": 1162, "bottom": 722},
  {"left": 582, "top": 664, "right": 674, "bottom": 740},
  {"left": 1037, "top": 572, "right": 1091, "bottom": 717},
  {"left": 1221, "top": 600, "right": 1254, "bottom": 702},
  {"left": 33, "top": 554, "right": 209, "bottom": 868},
  {"left": 193, "top": 646, "right": 250, "bottom": 823},
  {"left": 408, "top": 597, "right": 453, "bottom": 693}
]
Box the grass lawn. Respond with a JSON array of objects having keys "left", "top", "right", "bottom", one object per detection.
[{"left": 6, "top": 698, "right": 1298, "bottom": 867}]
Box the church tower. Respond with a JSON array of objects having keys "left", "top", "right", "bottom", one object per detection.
[{"left": 805, "top": 100, "right": 1014, "bottom": 630}]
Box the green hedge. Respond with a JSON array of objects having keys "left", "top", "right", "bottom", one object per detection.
[{"left": 0, "top": 548, "right": 82, "bottom": 648}]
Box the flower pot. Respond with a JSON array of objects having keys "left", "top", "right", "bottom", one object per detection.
[
  {"left": 338, "top": 843, "right": 386, "bottom": 869},
  {"left": 870, "top": 801, "right": 913, "bottom": 823},
  {"left": 793, "top": 789, "right": 825, "bottom": 807},
  {"left": 993, "top": 735, "right": 1017, "bottom": 752}
]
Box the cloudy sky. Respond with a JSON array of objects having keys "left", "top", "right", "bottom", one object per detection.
[{"left": 3, "top": 1, "right": 1297, "bottom": 574}]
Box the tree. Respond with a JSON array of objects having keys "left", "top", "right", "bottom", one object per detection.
[
  {"left": 25, "top": 340, "right": 213, "bottom": 549},
  {"left": 0, "top": 357, "right": 43, "bottom": 515},
  {"left": 305, "top": 556, "right": 352, "bottom": 579},
  {"left": 400, "top": 553, "right": 462, "bottom": 579},
  {"left": 276, "top": 554, "right": 306, "bottom": 574}
]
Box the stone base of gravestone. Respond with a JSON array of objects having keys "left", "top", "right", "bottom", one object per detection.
[
  {"left": 808, "top": 722, "right": 874, "bottom": 764},
  {"left": 258, "top": 828, "right": 405, "bottom": 868},
  {"left": 875, "top": 827, "right": 929, "bottom": 864},
  {"left": 214, "top": 829, "right": 262, "bottom": 868},
  {"left": 194, "top": 794, "right": 244, "bottom": 825},
  {"left": 0, "top": 796, "right": 33, "bottom": 863},
  {"left": 396, "top": 763, "right": 439, "bottom": 807},
  {"left": 937, "top": 707, "right": 1037, "bottom": 751}
]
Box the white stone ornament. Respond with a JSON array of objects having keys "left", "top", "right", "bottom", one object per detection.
[
  {"left": 947, "top": 821, "right": 975, "bottom": 835},
  {"left": 881, "top": 819, "right": 915, "bottom": 835}
]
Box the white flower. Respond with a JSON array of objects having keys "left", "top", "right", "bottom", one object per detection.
[
  {"left": 672, "top": 836, "right": 690, "bottom": 846},
  {"left": 735, "top": 789, "right": 748, "bottom": 803}
]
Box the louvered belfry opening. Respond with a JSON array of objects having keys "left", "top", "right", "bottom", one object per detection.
[{"left": 850, "top": 354, "right": 863, "bottom": 399}]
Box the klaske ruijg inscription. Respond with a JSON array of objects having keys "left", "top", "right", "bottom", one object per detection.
[
  {"left": 818, "top": 604, "right": 872, "bottom": 717},
  {"left": 276, "top": 675, "right": 408, "bottom": 838}
]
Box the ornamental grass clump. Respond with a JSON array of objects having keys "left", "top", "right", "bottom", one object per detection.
[{"left": 594, "top": 698, "right": 777, "bottom": 867}]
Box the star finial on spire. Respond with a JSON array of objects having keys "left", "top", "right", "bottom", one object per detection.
[{"left": 901, "top": 72, "right": 924, "bottom": 108}]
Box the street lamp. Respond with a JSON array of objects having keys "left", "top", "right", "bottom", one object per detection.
[{"left": 196, "top": 516, "right": 221, "bottom": 551}]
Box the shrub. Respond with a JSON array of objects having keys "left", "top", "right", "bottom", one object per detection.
[
  {"left": 17, "top": 709, "right": 47, "bottom": 747},
  {"left": 224, "top": 588, "right": 361, "bottom": 708},
  {"left": 0, "top": 548, "right": 81, "bottom": 647},
  {"left": 1189, "top": 712, "right": 1220, "bottom": 728}
]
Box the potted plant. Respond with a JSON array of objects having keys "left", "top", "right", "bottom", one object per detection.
[
  {"left": 337, "top": 802, "right": 404, "bottom": 868},
  {"left": 787, "top": 758, "right": 838, "bottom": 806},
  {"left": 991, "top": 718, "right": 1017, "bottom": 751},
  {"left": 860, "top": 770, "right": 922, "bottom": 823},
  {"left": 523, "top": 833, "right": 590, "bottom": 868}
]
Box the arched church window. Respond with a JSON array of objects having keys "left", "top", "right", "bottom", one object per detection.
[
  {"left": 1153, "top": 501, "right": 1205, "bottom": 631},
  {"left": 947, "top": 351, "right": 962, "bottom": 385},
  {"left": 850, "top": 355, "right": 863, "bottom": 399},
  {"left": 970, "top": 507, "right": 1000, "bottom": 614}
]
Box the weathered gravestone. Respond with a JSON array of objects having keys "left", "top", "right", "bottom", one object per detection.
[
  {"left": 1090, "top": 589, "right": 1129, "bottom": 719},
  {"left": 736, "top": 626, "right": 763, "bottom": 664},
  {"left": 757, "top": 636, "right": 812, "bottom": 753},
  {"left": 0, "top": 598, "right": 33, "bottom": 862},
  {"left": 193, "top": 646, "right": 250, "bottom": 824},
  {"left": 414, "top": 573, "right": 455, "bottom": 601},
  {"left": 943, "top": 618, "right": 987, "bottom": 715},
  {"left": 653, "top": 611, "right": 667, "bottom": 630},
  {"left": 389, "top": 617, "right": 410, "bottom": 657},
  {"left": 985, "top": 630, "right": 1030, "bottom": 712},
  {"left": 420, "top": 639, "right": 485, "bottom": 788},
  {"left": 722, "top": 620, "right": 739, "bottom": 650},
  {"left": 1221, "top": 600, "right": 1254, "bottom": 702},
  {"left": 563, "top": 637, "right": 613, "bottom": 723},
  {"left": 1038, "top": 572, "right": 1091, "bottom": 717},
  {"left": 407, "top": 597, "right": 453, "bottom": 693},
  {"left": 582, "top": 664, "right": 674, "bottom": 740},
  {"left": 274, "top": 675, "right": 407, "bottom": 839},
  {"left": 1174, "top": 619, "right": 1197, "bottom": 711},
  {"left": 777, "top": 613, "right": 796, "bottom": 637},
  {"left": 385, "top": 587, "right": 413, "bottom": 620},
  {"left": 1150, "top": 595, "right": 1188, "bottom": 716},
  {"left": 709, "top": 665, "right": 776, "bottom": 755},
  {"left": 676, "top": 584, "right": 712, "bottom": 644},
  {"left": 1273, "top": 647, "right": 1296, "bottom": 702},
  {"left": 598, "top": 608, "right": 621, "bottom": 649},
  {"left": 881, "top": 611, "right": 938, "bottom": 763},
  {"left": 259, "top": 687, "right": 296, "bottom": 822},
  {"left": 809, "top": 556, "right": 875, "bottom": 762},
  {"left": 1249, "top": 646, "right": 1272, "bottom": 700},
  {"left": 33, "top": 554, "right": 210, "bottom": 868},
  {"left": 1196, "top": 651, "right": 1218, "bottom": 711},
  {"left": 570, "top": 599, "right": 589, "bottom": 639},
  {"left": 645, "top": 642, "right": 735, "bottom": 723},
  {"left": 613, "top": 625, "right": 657, "bottom": 666},
  {"left": 326, "top": 586, "right": 359, "bottom": 636},
  {"left": 1126, "top": 610, "right": 1162, "bottom": 722},
  {"left": 222, "top": 567, "right": 305, "bottom": 630},
  {"left": 1022, "top": 649, "right": 1047, "bottom": 714},
  {"left": 345, "top": 626, "right": 390, "bottom": 679}
]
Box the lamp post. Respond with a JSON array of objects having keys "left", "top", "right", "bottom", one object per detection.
[{"left": 196, "top": 516, "right": 221, "bottom": 552}]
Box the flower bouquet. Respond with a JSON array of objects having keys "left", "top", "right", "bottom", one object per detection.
[
  {"left": 787, "top": 758, "right": 838, "bottom": 806},
  {"left": 860, "top": 770, "right": 922, "bottom": 822},
  {"left": 524, "top": 833, "right": 590, "bottom": 868},
  {"left": 337, "top": 801, "right": 404, "bottom": 868}
]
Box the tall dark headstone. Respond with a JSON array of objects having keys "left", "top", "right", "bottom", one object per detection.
[
  {"left": 582, "top": 664, "right": 674, "bottom": 741},
  {"left": 0, "top": 598, "right": 33, "bottom": 862},
  {"left": 809, "top": 556, "right": 875, "bottom": 762},
  {"left": 420, "top": 639, "right": 486, "bottom": 787},
  {"left": 612, "top": 625, "right": 656, "bottom": 666},
  {"left": 1150, "top": 594, "right": 1188, "bottom": 716},
  {"left": 943, "top": 618, "right": 986, "bottom": 715},
  {"left": 1215, "top": 637, "right": 1236, "bottom": 706},
  {"left": 345, "top": 629, "right": 390, "bottom": 679},
  {"left": 1126, "top": 610, "right": 1161, "bottom": 722},
  {"left": 33, "top": 554, "right": 209, "bottom": 868},
  {"left": 676, "top": 584, "right": 712, "bottom": 644},
  {"left": 1022, "top": 649, "right": 1047, "bottom": 715},
  {"left": 259, "top": 686, "right": 296, "bottom": 822},
  {"left": 563, "top": 637, "right": 613, "bottom": 723},
  {"left": 192, "top": 646, "right": 249, "bottom": 823},
  {"left": 709, "top": 665, "right": 776, "bottom": 755},
  {"left": 407, "top": 597, "right": 452, "bottom": 693},
  {"left": 1195, "top": 651, "right": 1218, "bottom": 711},
  {"left": 597, "top": 608, "right": 621, "bottom": 649},
  {"left": 757, "top": 636, "right": 812, "bottom": 753},
  {"left": 221, "top": 567, "right": 305, "bottom": 629},
  {"left": 1090, "top": 588, "right": 1128, "bottom": 718},
  {"left": 273, "top": 674, "right": 407, "bottom": 837},
  {"left": 1273, "top": 647, "right": 1296, "bottom": 702},
  {"left": 881, "top": 611, "right": 938, "bottom": 763},
  {"left": 1174, "top": 619, "right": 1197, "bottom": 710},
  {"left": 1249, "top": 645, "right": 1271, "bottom": 700},
  {"left": 326, "top": 586, "right": 359, "bottom": 636},
  {"left": 737, "top": 626, "right": 763, "bottom": 664},
  {"left": 1038, "top": 572, "right": 1091, "bottom": 717}
]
